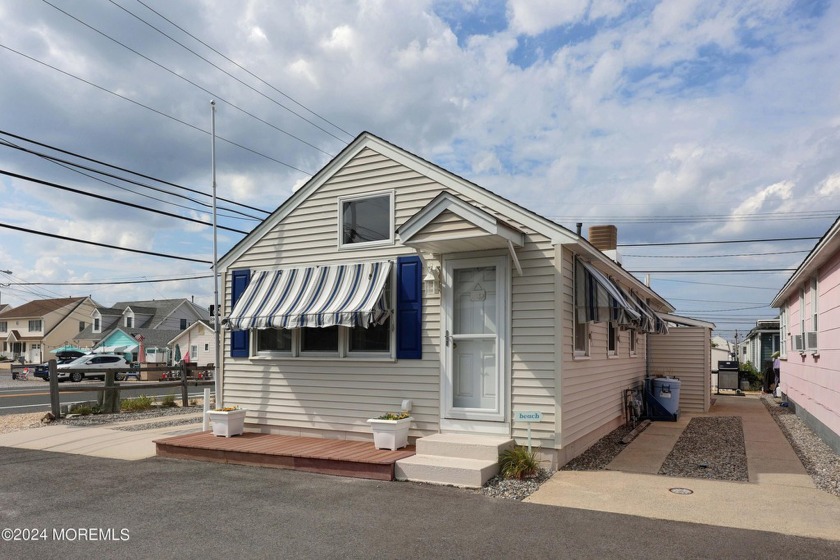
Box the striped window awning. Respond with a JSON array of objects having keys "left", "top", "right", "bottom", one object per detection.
[
  {"left": 575, "top": 259, "right": 642, "bottom": 328},
  {"left": 227, "top": 261, "right": 392, "bottom": 331}
]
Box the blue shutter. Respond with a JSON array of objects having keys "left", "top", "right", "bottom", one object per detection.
[
  {"left": 230, "top": 269, "right": 251, "bottom": 358},
  {"left": 396, "top": 255, "right": 422, "bottom": 359}
]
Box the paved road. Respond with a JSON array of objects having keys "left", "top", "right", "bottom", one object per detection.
[
  {"left": 1, "top": 448, "right": 838, "bottom": 559},
  {"left": 0, "top": 381, "right": 208, "bottom": 415}
]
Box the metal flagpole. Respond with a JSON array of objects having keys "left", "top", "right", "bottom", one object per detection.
[{"left": 211, "top": 100, "right": 222, "bottom": 408}]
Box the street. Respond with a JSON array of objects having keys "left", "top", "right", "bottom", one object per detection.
[
  {"left": 0, "top": 380, "right": 207, "bottom": 416},
  {"left": 1, "top": 447, "right": 838, "bottom": 559}
]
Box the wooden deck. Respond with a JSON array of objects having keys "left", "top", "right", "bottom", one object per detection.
[{"left": 155, "top": 432, "right": 416, "bottom": 481}]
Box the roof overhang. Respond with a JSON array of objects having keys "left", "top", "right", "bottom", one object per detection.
[
  {"left": 771, "top": 215, "right": 840, "bottom": 307},
  {"left": 398, "top": 192, "right": 525, "bottom": 254},
  {"left": 658, "top": 313, "right": 715, "bottom": 330}
]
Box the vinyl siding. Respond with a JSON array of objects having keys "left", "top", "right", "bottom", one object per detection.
[
  {"left": 648, "top": 327, "right": 711, "bottom": 413},
  {"left": 558, "top": 246, "right": 647, "bottom": 457}
]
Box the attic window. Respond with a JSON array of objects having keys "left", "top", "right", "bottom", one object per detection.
[{"left": 338, "top": 191, "right": 394, "bottom": 249}]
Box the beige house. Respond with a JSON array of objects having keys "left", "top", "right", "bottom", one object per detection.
[
  {"left": 217, "top": 133, "right": 674, "bottom": 479},
  {"left": 650, "top": 313, "right": 715, "bottom": 413},
  {"left": 0, "top": 297, "right": 97, "bottom": 363},
  {"left": 168, "top": 320, "right": 216, "bottom": 367}
]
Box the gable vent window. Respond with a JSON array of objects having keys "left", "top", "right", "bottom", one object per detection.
[{"left": 338, "top": 192, "right": 394, "bottom": 249}]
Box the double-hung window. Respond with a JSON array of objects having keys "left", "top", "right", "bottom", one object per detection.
[{"left": 28, "top": 319, "right": 42, "bottom": 332}]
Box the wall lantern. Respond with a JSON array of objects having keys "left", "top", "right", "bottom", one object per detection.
[{"left": 424, "top": 265, "right": 441, "bottom": 296}]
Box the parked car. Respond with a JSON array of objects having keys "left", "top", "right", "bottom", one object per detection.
[
  {"left": 33, "top": 355, "right": 88, "bottom": 381},
  {"left": 56, "top": 354, "right": 129, "bottom": 382}
]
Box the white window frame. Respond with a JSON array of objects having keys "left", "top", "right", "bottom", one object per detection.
[
  {"left": 573, "top": 259, "right": 590, "bottom": 358},
  {"left": 810, "top": 276, "right": 818, "bottom": 332},
  {"left": 337, "top": 190, "right": 395, "bottom": 251},
  {"left": 28, "top": 319, "right": 42, "bottom": 332},
  {"left": 799, "top": 287, "right": 806, "bottom": 353},
  {"left": 0, "top": 321, "right": 6, "bottom": 333},
  {"left": 780, "top": 306, "right": 787, "bottom": 358},
  {"left": 608, "top": 321, "right": 618, "bottom": 357},
  {"left": 629, "top": 328, "right": 637, "bottom": 356}
]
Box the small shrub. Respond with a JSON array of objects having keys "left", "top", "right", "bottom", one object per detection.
[
  {"left": 70, "top": 404, "right": 94, "bottom": 416},
  {"left": 160, "top": 394, "right": 178, "bottom": 408},
  {"left": 376, "top": 411, "right": 410, "bottom": 420},
  {"left": 499, "top": 446, "right": 539, "bottom": 479},
  {"left": 121, "top": 395, "right": 154, "bottom": 412}
]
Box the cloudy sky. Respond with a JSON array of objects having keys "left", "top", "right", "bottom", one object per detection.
[{"left": 0, "top": 0, "right": 838, "bottom": 342}]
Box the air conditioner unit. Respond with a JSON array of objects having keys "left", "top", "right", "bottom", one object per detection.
[
  {"left": 806, "top": 331, "right": 818, "bottom": 352},
  {"left": 793, "top": 334, "right": 805, "bottom": 352}
]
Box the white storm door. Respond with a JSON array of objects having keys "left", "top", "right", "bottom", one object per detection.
[{"left": 444, "top": 256, "right": 507, "bottom": 422}]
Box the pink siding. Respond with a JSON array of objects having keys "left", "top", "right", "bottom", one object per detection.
[{"left": 781, "top": 250, "right": 840, "bottom": 441}]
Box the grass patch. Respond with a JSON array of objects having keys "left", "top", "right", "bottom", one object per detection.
[
  {"left": 121, "top": 395, "right": 155, "bottom": 412},
  {"left": 69, "top": 403, "right": 99, "bottom": 416},
  {"left": 499, "top": 446, "right": 540, "bottom": 479},
  {"left": 160, "top": 393, "right": 178, "bottom": 408}
]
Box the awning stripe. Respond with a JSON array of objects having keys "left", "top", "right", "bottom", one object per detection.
[
  {"left": 227, "top": 261, "right": 392, "bottom": 331},
  {"left": 576, "top": 259, "right": 641, "bottom": 327}
]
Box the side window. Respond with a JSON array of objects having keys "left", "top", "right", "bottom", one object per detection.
[{"left": 608, "top": 322, "right": 618, "bottom": 356}]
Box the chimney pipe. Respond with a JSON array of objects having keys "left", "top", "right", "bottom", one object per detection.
[{"left": 576, "top": 222, "right": 582, "bottom": 236}]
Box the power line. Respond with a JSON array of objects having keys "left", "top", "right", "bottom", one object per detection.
[
  {"left": 623, "top": 250, "right": 810, "bottom": 258},
  {"left": 8, "top": 275, "right": 213, "bottom": 286},
  {"left": 0, "top": 222, "right": 212, "bottom": 264},
  {"left": 554, "top": 211, "right": 838, "bottom": 224},
  {"left": 630, "top": 268, "right": 796, "bottom": 273},
  {"left": 620, "top": 236, "right": 821, "bottom": 247},
  {"left": 134, "top": 0, "right": 354, "bottom": 140},
  {"left": 0, "top": 129, "right": 270, "bottom": 216},
  {"left": 652, "top": 278, "right": 780, "bottom": 289},
  {"left": 0, "top": 44, "right": 313, "bottom": 175},
  {"left": 42, "top": 0, "right": 334, "bottom": 158},
  {"left": 110, "top": 0, "right": 350, "bottom": 144},
  {"left": 0, "top": 169, "right": 250, "bottom": 235},
  {"left": 0, "top": 138, "right": 259, "bottom": 222}
]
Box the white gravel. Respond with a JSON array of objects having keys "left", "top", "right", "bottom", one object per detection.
[{"left": 762, "top": 395, "right": 840, "bottom": 497}]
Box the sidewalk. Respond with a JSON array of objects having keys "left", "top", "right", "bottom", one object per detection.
[
  {"left": 526, "top": 395, "right": 840, "bottom": 541},
  {"left": 0, "top": 414, "right": 203, "bottom": 460}
]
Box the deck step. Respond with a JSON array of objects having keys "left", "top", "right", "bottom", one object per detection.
[
  {"left": 416, "top": 433, "right": 514, "bottom": 460},
  {"left": 395, "top": 455, "right": 499, "bottom": 488},
  {"left": 396, "top": 434, "right": 515, "bottom": 488}
]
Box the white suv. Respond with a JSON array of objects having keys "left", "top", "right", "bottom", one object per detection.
[{"left": 56, "top": 354, "right": 129, "bottom": 382}]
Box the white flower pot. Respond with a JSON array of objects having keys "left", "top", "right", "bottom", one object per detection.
[
  {"left": 367, "top": 417, "right": 413, "bottom": 450},
  {"left": 208, "top": 409, "right": 247, "bottom": 437}
]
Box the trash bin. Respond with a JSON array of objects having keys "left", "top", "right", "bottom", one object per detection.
[{"left": 645, "top": 377, "right": 681, "bottom": 421}]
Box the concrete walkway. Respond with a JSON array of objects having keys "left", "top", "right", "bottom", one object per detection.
[
  {"left": 0, "top": 414, "right": 203, "bottom": 460},
  {"left": 526, "top": 395, "right": 840, "bottom": 541}
]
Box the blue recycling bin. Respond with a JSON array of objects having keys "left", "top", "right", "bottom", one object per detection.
[{"left": 645, "top": 377, "right": 680, "bottom": 421}]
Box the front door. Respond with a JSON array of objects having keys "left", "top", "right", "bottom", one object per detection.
[{"left": 443, "top": 256, "right": 507, "bottom": 423}]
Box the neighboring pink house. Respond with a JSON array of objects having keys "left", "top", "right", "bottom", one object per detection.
[{"left": 771, "top": 216, "right": 840, "bottom": 454}]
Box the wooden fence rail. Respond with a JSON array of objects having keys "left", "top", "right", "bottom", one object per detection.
[{"left": 46, "top": 360, "right": 215, "bottom": 417}]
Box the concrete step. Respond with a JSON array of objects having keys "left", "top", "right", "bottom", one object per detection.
[
  {"left": 395, "top": 455, "right": 499, "bottom": 488},
  {"left": 415, "top": 433, "right": 514, "bottom": 461}
]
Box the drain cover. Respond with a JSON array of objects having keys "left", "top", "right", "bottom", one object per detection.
[{"left": 669, "top": 487, "right": 694, "bottom": 495}]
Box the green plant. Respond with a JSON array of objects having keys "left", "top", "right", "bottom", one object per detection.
[
  {"left": 160, "top": 393, "right": 178, "bottom": 407},
  {"left": 69, "top": 403, "right": 94, "bottom": 416},
  {"left": 121, "top": 395, "right": 154, "bottom": 412},
  {"left": 739, "top": 361, "right": 762, "bottom": 390},
  {"left": 499, "top": 446, "right": 540, "bottom": 479},
  {"left": 376, "top": 411, "right": 410, "bottom": 420}
]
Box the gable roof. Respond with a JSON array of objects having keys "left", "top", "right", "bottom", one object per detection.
[
  {"left": 218, "top": 132, "right": 578, "bottom": 270},
  {"left": 0, "top": 297, "right": 87, "bottom": 319},
  {"left": 167, "top": 320, "right": 214, "bottom": 346},
  {"left": 217, "top": 131, "right": 673, "bottom": 311},
  {"left": 771, "top": 214, "right": 840, "bottom": 307}
]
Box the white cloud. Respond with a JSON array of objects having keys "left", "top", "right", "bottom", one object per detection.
[{"left": 508, "top": 0, "right": 589, "bottom": 35}]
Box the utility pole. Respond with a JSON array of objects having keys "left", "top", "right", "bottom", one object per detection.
[{"left": 211, "top": 100, "right": 222, "bottom": 409}]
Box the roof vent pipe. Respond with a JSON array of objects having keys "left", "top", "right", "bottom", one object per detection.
[{"left": 576, "top": 222, "right": 583, "bottom": 236}]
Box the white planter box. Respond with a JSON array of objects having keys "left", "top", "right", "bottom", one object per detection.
[
  {"left": 367, "top": 417, "right": 413, "bottom": 450},
  {"left": 208, "top": 409, "right": 247, "bottom": 437}
]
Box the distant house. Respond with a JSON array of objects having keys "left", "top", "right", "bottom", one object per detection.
[
  {"left": 93, "top": 327, "right": 181, "bottom": 364},
  {"left": 739, "top": 319, "right": 780, "bottom": 373},
  {"left": 167, "top": 320, "right": 216, "bottom": 366},
  {"left": 0, "top": 297, "right": 97, "bottom": 363},
  {"left": 76, "top": 298, "right": 210, "bottom": 355},
  {"left": 771, "top": 215, "right": 840, "bottom": 454},
  {"left": 216, "top": 132, "right": 676, "bottom": 480}
]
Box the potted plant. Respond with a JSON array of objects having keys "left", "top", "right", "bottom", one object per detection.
[
  {"left": 207, "top": 406, "right": 247, "bottom": 437},
  {"left": 367, "top": 411, "right": 413, "bottom": 450}
]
